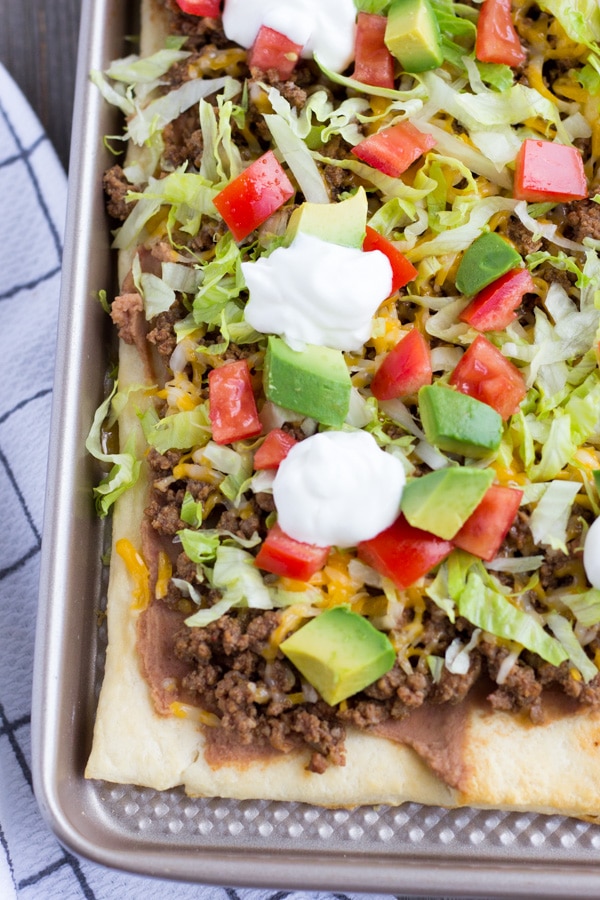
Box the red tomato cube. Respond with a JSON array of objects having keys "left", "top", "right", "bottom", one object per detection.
[
  {"left": 208, "top": 359, "right": 262, "bottom": 444},
  {"left": 449, "top": 335, "right": 527, "bottom": 421},
  {"left": 353, "top": 13, "right": 395, "bottom": 89},
  {"left": 475, "top": 0, "right": 526, "bottom": 67},
  {"left": 363, "top": 226, "right": 417, "bottom": 294},
  {"left": 175, "top": 0, "right": 221, "bottom": 15},
  {"left": 255, "top": 523, "right": 330, "bottom": 581},
  {"left": 514, "top": 139, "right": 588, "bottom": 203},
  {"left": 352, "top": 121, "right": 436, "bottom": 178},
  {"left": 453, "top": 484, "right": 523, "bottom": 561},
  {"left": 213, "top": 151, "right": 295, "bottom": 242},
  {"left": 248, "top": 26, "right": 303, "bottom": 79},
  {"left": 459, "top": 267, "right": 535, "bottom": 332},
  {"left": 370, "top": 328, "right": 432, "bottom": 401},
  {"left": 253, "top": 429, "right": 298, "bottom": 470},
  {"left": 357, "top": 515, "right": 453, "bottom": 590}
]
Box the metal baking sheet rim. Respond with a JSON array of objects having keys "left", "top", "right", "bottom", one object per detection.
[{"left": 29, "top": 0, "right": 600, "bottom": 894}]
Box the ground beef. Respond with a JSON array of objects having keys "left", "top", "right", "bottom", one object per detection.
[
  {"left": 505, "top": 216, "right": 542, "bottom": 257},
  {"left": 162, "top": 108, "right": 204, "bottom": 171},
  {"left": 538, "top": 659, "right": 600, "bottom": 705},
  {"left": 147, "top": 299, "right": 188, "bottom": 360},
  {"left": 432, "top": 654, "right": 482, "bottom": 705},
  {"left": 189, "top": 219, "right": 226, "bottom": 253},
  {"left": 503, "top": 505, "right": 592, "bottom": 593},
  {"left": 321, "top": 134, "right": 362, "bottom": 200},
  {"left": 483, "top": 641, "right": 544, "bottom": 720},
  {"left": 145, "top": 447, "right": 217, "bottom": 537},
  {"left": 562, "top": 199, "right": 600, "bottom": 244},
  {"left": 110, "top": 292, "right": 145, "bottom": 345},
  {"left": 173, "top": 611, "right": 347, "bottom": 770},
  {"left": 103, "top": 165, "right": 140, "bottom": 221},
  {"left": 216, "top": 507, "right": 263, "bottom": 540},
  {"left": 147, "top": 447, "right": 185, "bottom": 475}
]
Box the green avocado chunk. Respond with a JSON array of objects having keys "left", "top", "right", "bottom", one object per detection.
[
  {"left": 401, "top": 466, "right": 495, "bottom": 539},
  {"left": 455, "top": 232, "right": 522, "bottom": 296},
  {"left": 418, "top": 384, "right": 503, "bottom": 458},
  {"left": 384, "top": 0, "right": 444, "bottom": 74},
  {"left": 286, "top": 187, "right": 368, "bottom": 249},
  {"left": 280, "top": 606, "right": 396, "bottom": 706},
  {"left": 263, "top": 336, "right": 351, "bottom": 427}
]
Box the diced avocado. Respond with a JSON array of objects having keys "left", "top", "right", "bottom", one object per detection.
[
  {"left": 384, "top": 0, "right": 443, "bottom": 74},
  {"left": 280, "top": 606, "right": 396, "bottom": 706},
  {"left": 418, "top": 384, "right": 503, "bottom": 458},
  {"left": 285, "top": 187, "right": 368, "bottom": 249},
  {"left": 455, "top": 232, "right": 522, "bottom": 296},
  {"left": 263, "top": 336, "right": 351, "bottom": 428},
  {"left": 401, "top": 467, "right": 495, "bottom": 539},
  {"left": 593, "top": 469, "right": 600, "bottom": 495}
]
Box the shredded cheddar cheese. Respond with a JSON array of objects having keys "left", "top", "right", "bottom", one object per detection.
[{"left": 115, "top": 538, "right": 150, "bottom": 611}]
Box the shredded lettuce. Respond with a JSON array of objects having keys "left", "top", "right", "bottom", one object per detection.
[
  {"left": 180, "top": 491, "right": 203, "bottom": 528},
  {"left": 264, "top": 112, "right": 329, "bottom": 204},
  {"left": 127, "top": 76, "right": 240, "bottom": 146},
  {"left": 179, "top": 529, "right": 221, "bottom": 564},
  {"left": 457, "top": 571, "right": 569, "bottom": 667},
  {"left": 529, "top": 480, "right": 581, "bottom": 553},
  {"left": 538, "top": 0, "right": 600, "bottom": 51},
  {"left": 192, "top": 233, "right": 245, "bottom": 325},
  {"left": 85, "top": 383, "right": 142, "bottom": 517},
  {"left": 105, "top": 48, "right": 191, "bottom": 86},
  {"left": 132, "top": 253, "right": 176, "bottom": 319},
  {"left": 212, "top": 545, "right": 272, "bottom": 609},
  {"left": 113, "top": 167, "right": 220, "bottom": 250},
  {"left": 140, "top": 404, "right": 211, "bottom": 453},
  {"left": 198, "top": 94, "right": 245, "bottom": 184},
  {"left": 561, "top": 589, "right": 600, "bottom": 627},
  {"left": 546, "top": 611, "right": 598, "bottom": 682}
]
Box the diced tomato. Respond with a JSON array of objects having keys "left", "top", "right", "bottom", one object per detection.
[
  {"left": 253, "top": 429, "right": 298, "bottom": 470},
  {"left": 453, "top": 484, "right": 523, "bottom": 561},
  {"left": 248, "top": 26, "right": 303, "bottom": 79},
  {"left": 370, "top": 328, "right": 432, "bottom": 401},
  {"left": 514, "top": 139, "right": 588, "bottom": 203},
  {"left": 363, "top": 226, "right": 418, "bottom": 294},
  {"left": 352, "top": 121, "right": 436, "bottom": 178},
  {"left": 208, "top": 359, "right": 262, "bottom": 444},
  {"left": 213, "top": 150, "right": 295, "bottom": 242},
  {"left": 459, "top": 268, "right": 535, "bottom": 332},
  {"left": 449, "top": 335, "right": 526, "bottom": 421},
  {"left": 174, "top": 0, "right": 221, "bottom": 15},
  {"left": 475, "top": 0, "right": 526, "bottom": 67},
  {"left": 357, "top": 515, "right": 453, "bottom": 590},
  {"left": 255, "top": 523, "right": 330, "bottom": 581},
  {"left": 353, "top": 13, "right": 395, "bottom": 89}
]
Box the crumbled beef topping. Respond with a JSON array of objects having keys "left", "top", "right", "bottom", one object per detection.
[{"left": 103, "top": 165, "right": 140, "bottom": 222}]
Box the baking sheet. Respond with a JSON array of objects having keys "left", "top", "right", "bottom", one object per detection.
[{"left": 31, "top": 0, "right": 600, "bottom": 894}]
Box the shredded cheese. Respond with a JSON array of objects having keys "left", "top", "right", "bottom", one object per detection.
[{"left": 115, "top": 538, "right": 150, "bottom": 611}]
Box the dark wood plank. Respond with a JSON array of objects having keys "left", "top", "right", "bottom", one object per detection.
[{"left": 0, "top": 0, "right": 82, "bottom": 170}]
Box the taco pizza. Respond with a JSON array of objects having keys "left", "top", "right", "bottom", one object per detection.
[{"left": 85, "top": 0, "right": 600, "bottom": 818}]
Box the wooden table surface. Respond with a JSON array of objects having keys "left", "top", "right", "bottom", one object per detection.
[{"left": 1, "top": 0, "right": 82, "bottom": 170}]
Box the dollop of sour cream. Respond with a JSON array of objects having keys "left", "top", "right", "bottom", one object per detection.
[
  {"left": 222, "top": 0, "right": 357, "bottom": 74},
  {"left": 242, "top": 232, "right": 393, "bottom": 352},
  {"left": 584, "top": 517, "right": 600, "bottom": 588},
  {"left": 272, "top": 430, "right": 406, "bottom": 548}
]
